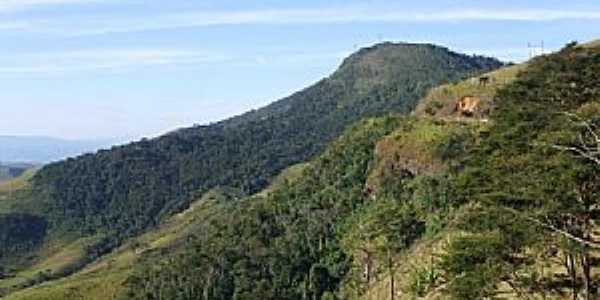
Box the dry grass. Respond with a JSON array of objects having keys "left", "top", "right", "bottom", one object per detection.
[
  {"left": 360, "top": 205, "right": 600, "bottom": 300},
  {"left": 0, "top": 236, "right": 102, "bottom": 293},
  {"left": 580, "top": 39, "right": 600, "bottom": 49},
  {"left": 415, "top": 64, "right": 525, "bottom": 119},
  {"left": 361, "top": 228, "right": 463, "bottom": 300}
]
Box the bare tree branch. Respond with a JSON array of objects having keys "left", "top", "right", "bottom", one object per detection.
[
  {"left": 560, "top": 112, "right": 600, "bottom": 164},
  {"left": 538, "top": 112, "right": 600, "bottom": 166},
  {"left": 502, "top": 206, "right": 600, "bottom": 249},
  {"left": 550, "top": 144, "right": 600, "bottom": 165},
  {"left": 561, "top": 112, "right": 600, "bottom": 145}
]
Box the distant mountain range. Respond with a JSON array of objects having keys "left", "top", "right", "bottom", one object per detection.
[
  {"left": 0, "top": 162, "right": 37, "bottom": 181},
  {"left": 0, "top": 135, "right": 120, "bottom": 163}
]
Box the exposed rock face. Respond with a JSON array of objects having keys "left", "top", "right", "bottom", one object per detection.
[
  {"left": 365, "top": 120, "right": 452, "bottom": 198},
  {"left": 456, "top": 96, "right": 481, "bottom": 116}
]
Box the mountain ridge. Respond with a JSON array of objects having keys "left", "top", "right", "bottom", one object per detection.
[
  {"left": 0, "top": 42, "right": 503, "bottom": 298},
  {"left": 0, "top": 135, "right": 120, "bottom": 163},
  {"left": 29, "top": 42, "right": 501, "bottom": 235}
]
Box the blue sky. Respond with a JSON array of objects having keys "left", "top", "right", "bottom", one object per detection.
[{"left": 1, "top": 0, "right": 599, "bottom": 140}]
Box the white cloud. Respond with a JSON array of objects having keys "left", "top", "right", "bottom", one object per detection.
[
  {"left": 234, "top": 51, "right": 352, "bottom": 68},
  {"left": 0, "top": 0, "right": 104, "bottom": 12},
  {"left": 3, "top": 7, "right": 599, "bottom": 36},
  {"left": 0, "top": 49, "right": 231, "bottom": 75},
  {"left": 0, "top": 21, "right": 31, "bottom": 30},
  {"left": 457, "top": 47, "right": 533, "bottom": 62},
  {"left": 0, "top": 48, "right": 356, "bottom": 75}
]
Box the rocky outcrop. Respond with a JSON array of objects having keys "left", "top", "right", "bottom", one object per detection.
[{"left": 455, "top": 96, "right": 482, "bottom": 117}]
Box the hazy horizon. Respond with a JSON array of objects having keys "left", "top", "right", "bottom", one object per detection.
[{"left": 2, "top": 0, "right": 599, "bottom": 140}]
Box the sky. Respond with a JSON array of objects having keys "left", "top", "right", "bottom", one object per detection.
[{"left": 1, "top": 0, "right": 599, "bottom": 140}]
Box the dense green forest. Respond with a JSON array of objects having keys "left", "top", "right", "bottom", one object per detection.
[
  {"left": 8, "top": 44, "right": 499, "bottom": 250},
  {"left": 124, "top": 115, "right": 469, "bottom": 299},
  {"left": 124, "top": 115, "right": 408, "bottom": 299}
]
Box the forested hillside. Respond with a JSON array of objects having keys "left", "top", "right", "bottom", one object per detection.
[
  {"left": 0, "top": 136, "right": 112, "bottom": 163},
  {"left": 0, "top": 43, "right": 501, "bottom": 296},
  {"left": 123, "top": 116, "right": 465, "bottom": 300},
  {"left": 25, "top": 46, "right": 500, "bottom": 240},
  {"left": 113, "top": 42, "right": 598, "bottom": 299},
  {"left": 32, "top": 43, "right": 499, "bottom": 240}
]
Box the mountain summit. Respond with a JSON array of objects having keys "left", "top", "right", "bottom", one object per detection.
[{"left": 31, "top": 42, "right": 501, "bottom": 237}]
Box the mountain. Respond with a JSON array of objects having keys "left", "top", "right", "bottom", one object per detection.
[
  {"left": 20, "top": 41, "right": 600, "bottom": 300},
  {"left": 119, "top": 41, "right": 599, "bottom": 300},
  {"left": 3, "top": 41, "right": 599, "bottom": 300},
  {"left": 28, "top": 44, "right": 500, "bottom": 239},
  {"left": 0, "top": 42, "right": 502, "bottom": 297},
  {"left": 0, "top": 135, "right": 117, "bottom": 163}
]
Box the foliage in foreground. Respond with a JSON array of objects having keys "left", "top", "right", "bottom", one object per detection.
[{"left": 439, "top": 42, "right": 600, "bottom": 299}]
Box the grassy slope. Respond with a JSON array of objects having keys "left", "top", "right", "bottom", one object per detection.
[
  {"left": 0, "top": 170, "right": 97, "bottom": 295},
  {"left": 0, "top": 169, "right": 36, "bottom": 205},
  {"left": 0, "top": 236, "right": 103, "bottom": 294},
  {"left": 3, "top": 199, "right": 218, "bottom": 299},
  {"left": 257, "top": 163, "right": 309, "bottom": 197}
]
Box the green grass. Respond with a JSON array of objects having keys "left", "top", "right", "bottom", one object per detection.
[
  {"left": 257, "top": 162, "right": 309, "bottom": 197},
  {"left": 0, "top": 169, "right": 35, "bottom": 199},
  {"left": 0, "top": 169, "right": 38, "bottom": 215},
  {"left": 0, "top": 236, "right": 102, "bottom": 294},
  {"left": 5, "top": 270, "right": 130, "bottom": 300}
]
